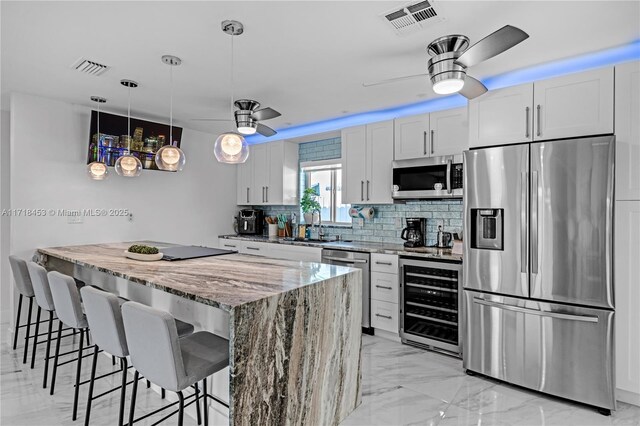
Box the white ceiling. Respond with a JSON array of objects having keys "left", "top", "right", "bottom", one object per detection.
[{"left": 2, "top": 1, "right": 639, "bottom": 137}]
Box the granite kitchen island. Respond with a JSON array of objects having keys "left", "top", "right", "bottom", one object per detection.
[{"left": 36, "top": 242, "right": 362, "bottom": 426}]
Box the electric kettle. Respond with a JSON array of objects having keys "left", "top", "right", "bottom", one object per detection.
[{"left": 436, "top": 225, "right": 453, "bottom": 248}]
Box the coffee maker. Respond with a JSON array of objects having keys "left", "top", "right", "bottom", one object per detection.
[
  {"left": 237, "top": 209, "right": 264, "bottom": 235},
  {"left": 401, "top": 218, "right": 426, "bottom": 248}
]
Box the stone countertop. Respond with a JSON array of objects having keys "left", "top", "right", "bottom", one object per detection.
[
  {"left": 219, "top": 235, "right": 463, "bottom": 262},
  {"left": 37, "top": 241, "right": 357, "bottom": 312}
]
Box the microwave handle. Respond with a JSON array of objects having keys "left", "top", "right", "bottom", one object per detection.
[{"left": 446, "top": 159, "right": 452, "bottom": 194}]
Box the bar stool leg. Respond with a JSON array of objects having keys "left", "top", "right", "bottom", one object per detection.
[
  {"left": 43, "top": 311, "right": 54, "bottom": 388},
  {"left": 30, "top": 306, "right": 42, "bottom": 368},
  {"left": 12, "top": 294, "right": 23, "bottom": 350},
  {"left": 50, "top": 321, "right": 63, "bottom": 395},
  {"left": 203, "top": 378, "right": 208, "bottom": 426},
  {"left": 128, "top": 371, "right": 139, "bottom": 426},
  {"left": 194, "top": 382, "right": 202, "bottom": 425},
  {"left": 118, "top": 358, "right": 128, "bottom": 426},
  {"left": 84, "top": 346, "right": 99, "bottom": 426},
  {"left": 177, "top": 390, "right": 185, "bottom": 426},
  {"left": 22, "top": 297, "right": 33, "bottom": 364},
  {"left": 72, "top": 329, "right": 85, "bottom": 421}
]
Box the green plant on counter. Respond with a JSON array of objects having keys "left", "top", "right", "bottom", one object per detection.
[
  {"left": 300, "top": 187, "right": 321, "bottom": 214},
  {"left": 127, "top": 244, "right": 159, "bottom": 255}
]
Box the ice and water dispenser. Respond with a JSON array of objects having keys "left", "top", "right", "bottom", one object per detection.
[{"left": 470, "top": 208, "right": 504, "bottom": 250}]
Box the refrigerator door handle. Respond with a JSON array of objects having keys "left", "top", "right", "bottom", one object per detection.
[
  {"left": 531, "top": 171, "right": 539, "bottom": 274},
  {"left": 446, "top": 159, "right": 452, "bottom": 194},
  {"left": 473, "top": 297, "right": 599, "bottom": 323},
  {"left": 521, "top": 172, "right": 528, "bottom": 273}
]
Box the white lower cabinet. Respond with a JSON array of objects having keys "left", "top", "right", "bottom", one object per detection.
[
  {"left": 217, "top": 239, "right": 322, "bottom": 262},
  {"left": 218, "top": 238, "right": 244, "bottom": 251},
  {"left": 371, "top": 300, "right": 399, "bottom": 333},
  {"left": 371, "top": 272, "right": 399, "bottom": 305},
  {"left": 615, "top": 200, "right": 640, "bottom": 405}
]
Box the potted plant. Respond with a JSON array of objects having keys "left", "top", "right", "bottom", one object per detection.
[{"left": 301, "top": 187, "right": 321, "bottom": 224}]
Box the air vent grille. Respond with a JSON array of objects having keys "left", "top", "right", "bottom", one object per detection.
[
  {"left": 71, "top": 58, "right": 110, "bottom": 76},
  {"left": 381, "top": 0, "right": 444, "bottom": 36}
]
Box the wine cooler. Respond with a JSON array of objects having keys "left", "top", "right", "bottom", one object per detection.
[{"left": 399, "top": 257, "right": 462, "bottom": 357}]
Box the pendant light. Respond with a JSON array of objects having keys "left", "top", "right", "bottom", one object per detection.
[
  {"left": 87, "top": 96, "right": 109, "bottom": 180},
  {"left": 156, "top": 55, "right": 186, "bottom": 171},
  {"left": 115, "top": 79, "right": 143, "bottom": 177},
  {"left": 214, "top": 20, "right": 249, "bottom": 164}
]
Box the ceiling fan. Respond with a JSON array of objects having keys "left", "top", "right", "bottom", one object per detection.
[
  {"left": 192, "top": 99, "right": 281, "bottom": 136},
  {"left": 363, "top": 25, "right": 529, "bottom": 99}
]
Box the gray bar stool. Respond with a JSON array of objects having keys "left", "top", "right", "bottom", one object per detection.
[
  {"left": 80, "top": 286, "right": 196, "bottom": 426},
  {"left": 122, "top": 302, "right": 229, "bottom": 426},
  {"left": 9, "top": 255, "right": 37, "bottom": 364},
  {"left": 48, "top": 271, "right": 95, "bottom": 421}
]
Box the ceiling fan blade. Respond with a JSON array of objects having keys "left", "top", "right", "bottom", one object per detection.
[
  {"left": 458, "top": 75, "right": 488, "bottom": 100},
  {"left": 362, "top": 73, "right": 429, "bottom": 87},
  {"left": 455, "top": 25, "right": 529, "bottom": 68},
  {"left": 189, "top": 118, "right": 233, "bottom": 122},
  {"left": 251, "top": 107, "right": 281, "bottom": 121},
  {"left": 256, "top": 123, "right": 277, "bottom": 137}
]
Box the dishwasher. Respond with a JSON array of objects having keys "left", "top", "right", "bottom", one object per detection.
[{"left": 321, "top": 249, "right": 372, "bottom": 334}]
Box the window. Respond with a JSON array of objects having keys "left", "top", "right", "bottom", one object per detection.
[{"left": 301, "top": 160, "right": 350, "bottom": 224}]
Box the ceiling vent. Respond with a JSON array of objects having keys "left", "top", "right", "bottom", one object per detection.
[
  {"left": 70, "top": 57, "right": 110, "bottom": 76},
  {"left": 381, "top": 1, "right": 445, "bottom": 36}
]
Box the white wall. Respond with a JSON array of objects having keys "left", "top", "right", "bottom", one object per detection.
[
  {"left": 4, "top": 92, "right": 238, "bottom": 332},
  {"left": 1, "top": 110, "right": 10, "bottom": 325}
]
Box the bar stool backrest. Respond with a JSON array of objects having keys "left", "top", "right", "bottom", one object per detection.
[
  {"left": 9, "top": 255, "right": 35, "bottom": 297},
  {"left": 121, "top": 301, "right": 185, "bottom": 392},
  {"left": 80, "top": 287, "right": 129, "bottom": 358},
  {"left": 27, "top": 262, "right": 56, "bottom": 312},
  {"left": 47, "top": 271, "right": 87, "bottom": 329}
]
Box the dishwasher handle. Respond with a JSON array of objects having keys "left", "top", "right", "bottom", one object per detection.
[{"left": 322, "top": 256, "right": 368, "bottom": 264}]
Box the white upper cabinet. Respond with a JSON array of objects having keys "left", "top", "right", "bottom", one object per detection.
[
  {"left": 366, "top": 121, "right": 394, "bottom": 204},
  {"left": 469, "top": 67, "right": 614, "bottom": 148},
  {"left": 342, "top": 121, "right": 394, "bottom": 205},
  {"left": 394, "top": 113, "right": 430, "bottom": 160},
  {"left": 237, "top": 140, "right": 298, "bottom": 206},
  {"left": 429, "top": 106, "right": 469, "bottom": 156},
  {"left": 468, "top": 84, "right": 534, "bottom": 148},
  {"left": 615, "top": 61, "right": 640, "bottom": 201},
  {"left": 534, "top": 67, "right": 614, "bottom": 140},
  {"left": 394, "top": 107, "right": 469, "bottom": 160}
]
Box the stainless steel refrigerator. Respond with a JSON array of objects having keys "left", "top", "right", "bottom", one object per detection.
[{"left": 463, "top": 135, "right": 616, "bottom": 413}]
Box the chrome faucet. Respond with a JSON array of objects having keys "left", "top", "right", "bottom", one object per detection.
[{"left": 312, "top": 208, "right": 325, "bottom": 240}]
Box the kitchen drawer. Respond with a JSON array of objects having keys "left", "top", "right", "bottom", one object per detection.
[
  {"left": 371, "top": 253, "right": 398, "bottom": 274},
  {"left": 371, "top": 272, "right": 399, "bottom": 304},
  {"left": 269, "top": 245, "right": 322, "bottom": 263},
  {"left": 218, "top": 238, "right": 244, "bottom": 251},
  {"left": 371, "top": 300, "right": 399, "bottom": 334},
  {"left": 240, "top": 241, "right": 270, "bottom": 256}
]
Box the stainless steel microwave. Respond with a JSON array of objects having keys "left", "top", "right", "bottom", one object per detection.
[{"left": 392, "top": 155, "right": 463, "bottom": 199}]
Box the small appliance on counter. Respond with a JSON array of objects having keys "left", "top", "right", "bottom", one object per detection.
[
  {"left": 401, "top": 218, "right": 426, "bottom": 248},
  {"left": 435, "top": 225, "right": 453, "bottom": 248},
  {"left": 237, "top": 209, "right": 264, "bottom": 235}
]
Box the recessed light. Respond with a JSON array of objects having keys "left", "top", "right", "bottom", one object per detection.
[{"left": 341, "top": 110, "right": 349, "bottom": 114}]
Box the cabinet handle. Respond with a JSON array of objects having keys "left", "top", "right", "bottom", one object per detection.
[
  {"left": 265, "top": 186, "right": 268, "bottom": 203},
  {"left": 375, "top": 313, "right": 392, "bottom": 319},
  {"left": 525, "top": 106, "right": 530, "bottom": 138},
  {"left": 360, "top": 180, "right": 364, "bottom": 201},
  {"left": 430, "top": 130, "right": 435, "bottom": 155},
  {"left": 223, "top": 244, "right": 237, "bottom": 248},
  {"left": 375, "top": 285, "right": 393, "bottom": 290},
  {"left": 246, "top": 187, "right": 249, "bottom": 203},
  {"left": 536, "top": 105, "right": 541, "bottom": 137},
  {"left": 262, "top": 186, "right": 265, "bottom": 203},
  {"left": 366, "top": 180, "right": 370, "bottom": 201},
  {"left": 375, "top": 261, "right": 393, "bottom": 266},
  {"left": 423, "top": 131, "right": 427, "bottom": 155},
  {"left": 246, "top": 246, "right": 260, "bottom": 251}
]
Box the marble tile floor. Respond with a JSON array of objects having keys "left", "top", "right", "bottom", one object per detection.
[
  {"left": 342, "top": 336, "right": 640, "bottom": 426},
  {"left": 0, "top": 331, "right": 228, "bottom": 425},
  {"left": 2, "top": 332, "right": 639, "bottom": 425}
]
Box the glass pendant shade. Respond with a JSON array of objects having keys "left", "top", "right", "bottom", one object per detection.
[
  {"left": 214, "top": 132, "right": 249, "bottom": 163},
  {"left": 155, "top": 145, "right": 186, "bottom": 171},
  {"left": 115, "top": 154, "right": 142, "bottom": 177},
  {"left": 87, "top": 160, "right": 108, "bottom": 180}
]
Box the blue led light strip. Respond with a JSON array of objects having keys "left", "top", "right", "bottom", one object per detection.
[{"left": 246, "top": 39, "right": 640, "bottom": 144}]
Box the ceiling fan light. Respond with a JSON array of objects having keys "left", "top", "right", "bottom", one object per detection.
[
  {"left": 214, "top": 132, "right": 249, "bottom": 164},
  {"left": 237, "top": 125, "right": 257, "bottom": 135},
  {"left": 432, "top": 77, "right": 465, "bottom": 95}
]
